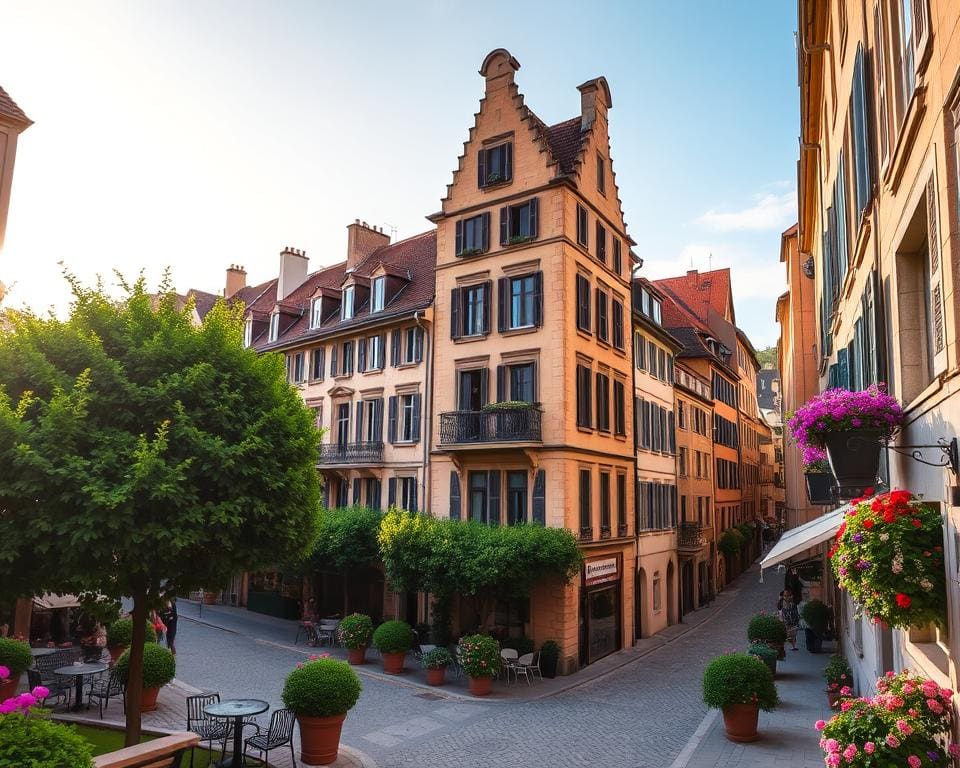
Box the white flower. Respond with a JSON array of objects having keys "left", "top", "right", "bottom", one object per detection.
[
  {"left": 920, "top": 578, "right": 933, "bottom": 591},
  {"left": 879, "top": 533, "right": 890, "bottom": 541}
]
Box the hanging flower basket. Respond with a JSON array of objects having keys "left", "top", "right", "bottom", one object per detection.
[
  {"left": 806, "top": 472, "right": 836, "bottom": 505},
  {"left": 829, "top": 491, "right": 946, "bottom": 629}
]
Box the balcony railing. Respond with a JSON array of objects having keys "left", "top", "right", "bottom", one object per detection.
[
  {"left": 678, "top": 522, "right": 704, "bottom": 551},
  {"left": 318, "top": 441, "right": 384, "bottom": 465},
  {"left": 439, "top": 407, "right": 543, "bottom": 445}
]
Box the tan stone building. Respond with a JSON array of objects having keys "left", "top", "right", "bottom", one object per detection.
[{"left": 428, "top": 49, "right": 636, "bottom": 671}]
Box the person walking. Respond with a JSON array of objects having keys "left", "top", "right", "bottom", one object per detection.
[
  {"left": 779, "top": 589, "right": 800, "bottom": 651},
  {"left": 158, "top": 599, "right": 178, "bottom": 655}
]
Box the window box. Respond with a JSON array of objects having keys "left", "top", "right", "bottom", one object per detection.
[
  {"left": 508, "top": 235, "right": 535, "bottom": 246},
  {"left": 460, "top": 247, "right": 483, "bottom": 257},
  {"left": 481, "top": 400, "right": 535, "bottom": 413}
]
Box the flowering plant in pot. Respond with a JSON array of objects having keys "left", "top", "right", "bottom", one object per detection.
[
  {"left": 420, "top": 647, "right": 453, "bottom": 686},
  {"left": 372, "top": 620, "right": 413, "bottom": 675},
  {"left": 823, "top": 654, "right": 853, "bottom": 707},
  {"left": 703, "top": 653, "right": 778, "bottom": 743},
  {"left": 458, "top": 634, "right": 500, "bottom": 696},
  {"left": 747, "top": 613, "right": 787, "bottom": 659},
  {"left": 874, "top": 670, "right": 954, "bottom": 735},
  {"left": 802, "top": 446, "right": 836, "bottom": 504},
  {"left": 337, "top": 613, "right": 373, "bottom": 665},
  {"left": 106, "top": 617, "right": 157, "bottom": 662},
  {"left": 828, "top": 490, "right": 946, "bottom": 629},
  {"left": 282, "top": 656, "right": 362, "bottom": 766},
  {"left": 0, "top": 638, "right": 32, "bottom": 701},
  {"left": 115, "top": 642, "right": 175, "bottom": 712}
]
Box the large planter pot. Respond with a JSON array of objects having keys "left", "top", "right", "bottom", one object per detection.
[
  {"left": 381, "top": 651, "right": 405, "bottom": 675},
  {"left": 823, "top": 429, "right": 883, "bottom": 499},
  {"left": 540, "top": 654, "right": 559, "bottom": 679},
  {"left": 804, "top": 629, "right": 823, "bottom": 654},
  {"left": 347, "top": 647, "right": 367, "bottom": 665},
  {"left": 468, "top": 675, "right": 493, "bottom": 696},
  {"left": 425, "top": 667, "right": 446, "bottom": 686},
  {"left": 805, "top": 472, "right": 836, "bottom": 505},
  {"left": 827, "top": 689, "right": 841, "bottom": 708},
  {"left": 297, "top": 713, "right": 346, "bottom": 766},
  {"left": 139, "top": 686, "right": 160, "bottom": 712},
  {"left": 722, "top": 702, "right": 760, "bottom": 743},
  {"left": 0, "top": 673, "right": 20, "bottom": 701},
  {"left": 108, "top": 645, "right": 127, "bottom": 664}
]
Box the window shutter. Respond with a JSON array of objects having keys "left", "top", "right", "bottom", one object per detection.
[
  {"left": 482, "top": 281, "right": 492, "bottom": 334},
  {"left": 410, "top": 482, "right": 418, "bottom": 513},
  {"left": 374, "top": 398, "right": 384, "bottom": 440},
  {"left": 378, "top": 333, "right": 386, "bottom": 368},
  {"left": 500, "top": 207, "right": 510, "bottom": 247},
  {"left": 477, "top": 149, "right": 487, "bottom": 187},
  {"left": 411, "top": 393, "right": 421, "bottom": 443},
  {"left": 927, "top": 175, "right": 947, "bottom": 374},
  {"left": 455, "top": 220, "right": 464, "bottom": 256},
  {"left": 317, "top": 348, "right": 325, "bottom": 380},
  {"left": 595, "top": 221, "right": 605, "bottom": 262},
  {"left": 595, "top": 372, "right": 603, "bottom": 430},
  {"left": 613, "top": 301, "right": 623, "bottom": 349},
  {"left": 330, "top": 345, "right": 338, "bottom": 376},
  {"left": 352, "top": 478, "right": 361, "bottom": 506},
  {"left": 532, "top": 469, "right": 546, "bottom": 525},
  {"left": 388, "top": 477, "right": 397, "bottom": 508},
  {"left": 358, "top": 339, "right": 367, "bottom": 373},
  {"left": 873, "top": 5, "right": 890, "bottom": 164},
  {"left": 533, "top": 271, "right": 544, "bottom": 327},
  {"left": 450, "top": 288, "right": 461, "bottom": 340},
  {"left": 851, "top": 45, "right": 873, "bottom": 220},
  {"left": 387, "top": 396, "right": 397, "bottom": 444},
  {"left": 449, "top": 471, "right": 461, "bottom": 520},
  {"left": 497, "top": 277, "right": 507, "bottom": 332},
  {"left": 414, "top": 327, "right": 424, "bottom": 362},
  {"left": 488, "top": 470, "right": 501, "bottom": 526},
  {"left": 481, "top": 212, "right": 491, "bottom": 252},
  {"left": 504, "top": 142, "right": 513, "bottom": 181},
  {"left": 496, "top": 365, "right": 505, "bottom": 402},
  {"left": 355, "top": 401, "right": 363, "bottom": 443},
  {"left": 480, "top": 367, "right": 489, "bottom": 405},
  {"left": 390, "top": 331, "right": 399, "bottom": 366},
  {"left": 529, "top": 197, "right": 539, "bottom": 238},
  {"left": 668, "top": 411, "right": 676, "bottom": 453},
  {"left": 912, "top": 0, "right": 930, "bottom": 72},
  {"left": 613, "top": 239, "right": 622, "bottom": 275}
]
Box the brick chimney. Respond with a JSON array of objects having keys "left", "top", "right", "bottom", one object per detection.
[
  {"left": 346, "top": 220, "right": 390, "bottom": 271},
  {"left": 277, "top": 246, "right": 308, "bottom": 301},
  {"left": 577, "top": 77, "right": 612, "bottom": 132},
  {"left": 225, "top": 264, "right": 247, "bottom": 298}
]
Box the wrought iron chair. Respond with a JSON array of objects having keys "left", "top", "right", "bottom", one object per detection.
[
  {"left": 87, "top": 667, "right": 125, "bottom": 719},
  {"left": 27, "top": 668, "right": 71, "bottom": 708},
  {"left": 499, "top": 648, "right": 519, "bottom": 683},
  {"left": 185, "top": 693, "right": 230, "bottom": 768},
  {"left": 245, "top": 708, "right": 297, "bottom": 768},
  {"left": 34, "top": 654, "right": 73, "bottom": 706},
  {"left": 294, "top": 620, "right": 315, "bottom": 645}
]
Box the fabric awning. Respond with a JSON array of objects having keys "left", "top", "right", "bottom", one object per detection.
[
  {"left": 759, "top": 503, "right": 851, "bottom": 578},
  {"left": 33, "top": 593, "right": 82, "bottom": 610}
]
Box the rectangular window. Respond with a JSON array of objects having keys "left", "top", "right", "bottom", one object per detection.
[
  {"left": 311, "top": 347, "right": 325, "bottom": 380},
  {"left": 399, "top": 476, "right": 418, "bottom": 512},
  {"left": 243, "top": 320, "right": 253, "bottom": 348},
  {"left": 310, "top": 298, "right": 324, "bottom": 329},
  {"left": 461, "top": 283, "right": 489, "bottom": 337},
  {"left": 341, "top": 341, "right": 354, "bottom": 375},
  {"left": 678, "top": 447, "right": 688, "bottom": 477},
  {"left": 371, "top": 277, "right": 386, "bottom": 313},
  {"left": 341, "top": 287, "right": 355, "bottom": 320},
  {"left": 507, "top": 471, "right": 527, "bottom": 525},
  {"left": 365, "top": 478, "right": 382, "bottom": 510},
  {"left": 576, "top": 364, "right": 592, "bottom": 428},
  {"left": 456, "top": 213, "right": 490, "bottom": 256},
  {"left": 576, "top": 274, "right": 591, "bottom": 332},
  {"left": 291, "top": 352, "right": 304, "bottom": 383},
  {"left": 648, "top": 341, "right": 657, "bottom": 378},
  {"left": 596, "top": 289, "right": 609, "bottom": 342},
  {"left": 268, "top": 313, "right": 279, "bottom": 342},
  {"left": 612, "top": 299, "right": 624, "bottom": 350},
  {"left": 579, "top": 469, "right": 592, "bottom": 535},
  {"left": 509, "top": 275, "right": 536, "bottom": 329},
  {"left": 402, "top": 326, "right": 424, "bottom": 364},
  {"left": 596, "top": 372, "right": 610, "bottom": 432},
  {"left": 501, "top": 198, "right": 539, "bottom": 245},
  {"left": 509, "top": 362, "right": 536, "bottom": 403},
  {"left": 634, "top": 332, "right": 646, "bottom": 370},
  {"left": 576, "top": 204, "right": 588, "bottom": 247},
  {"left": 469, "top": 471, "right": 488, "bottom": 523},
  {"left": 597, "top": 152, "right": 606, "bottom": 195},
  {"left": 613, "top": 380, "right": 626, "bottom": 436},
  {"left": 595, "top": 221, "right": 607, "bottom": 263},
  {"left": 600, "top": 471, "right": 611, "bottom": 533},
  {"left": 363, "top": 399, "right": 381, "bottom": 442},
  {"left": 398, "top": 393, "right": 418, "bottom": 442},
  {"left": 850, "top": 44, "right": 873, "bottom": 222},
  {"left": 336, "top": 403, "right": 350, "bottom": 446},
  {"left": 479, "top": 142, "right": 512, "bottom": 187},
  {"left": 613, "top": 239, "right": 622, "bottom": 275}
]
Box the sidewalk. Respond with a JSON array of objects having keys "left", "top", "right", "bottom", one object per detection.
[{"left": 672, "top": 635, "right": 835, "bottom": 768}]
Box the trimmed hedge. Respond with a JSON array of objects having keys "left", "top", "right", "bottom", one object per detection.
[
  {"left": 372, "top": 620, "right": 413, "bottom": 654},
  {"left": 801, "top": 599, "right": 831, "bottom": 634},
  {"left": 0, "top": 714, "right": 94, "bottom": 767},
  {"left": 703, "top": 653, "right": 779, "bottom": 711},
  {"left": 282, "top": 658, "right": 361, "bottom": 717},
  {"left": 0, "top": 637, "right": 33, "bottom": 676},
  {"left": 106, "top": 618, "right": 157, "bottom": 647},
  {"left": 747, "top": 613, "right": 787, "bottom": 644}
]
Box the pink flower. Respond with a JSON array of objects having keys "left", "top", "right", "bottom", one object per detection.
[
  {"left": 0, "top": 665, "right": 8, "bottom": 680},
  {"left": 908, "top": 757, "right": 921, "bottom": 768},
  {"left": 863, "top": 742, "right": 875, "bottom": 754},
  {"left": 886, "top": 671, "right": 896, "bottom": 678},
  {"left": 885, "top": 734, "right": 901, "bottom": 748},
  {"left": 941, "top": 688, "right": 954, "bottom": 699},
  {"left": 0, "top": 700, "right": 18, "bottom": 714},
  {"left": 825, "top": 754, "right": 840, "bottom": 767},
  {"left": 922, "top": 681, "right": 939, "bottom": 698},
  {"left": 903, "top": 682, "right": 915, "bottom": 694},
  {"left": 949, "top": 744, "right": 960, "bottom": 758},
  {"left": 30, "top": 686, "right": 48, "bottom": 699},
  {"left": 815, "top": 720, "right": 826, "bottom": 731},
  {"left": 840, "top": 700, "right": 853, "bottom": 712},
  {"left": 926, "top": 698, "right": 944, "bottom": 714},
  {"left": 842, "top": 744, "right": 857, "bottom": 760},
  {"left": 840, "top": 686, "right": 852, "bottom": 695},
  {"left": 824, "top": 738, "right": 839, "bottom": 753},
  {"left": 16, "top": 692, "right": 35, "bottom": 709},
  {"left": 296, "top": 662, "right": 303, "bottom": 669},
  {"left": 896, "top": 719, "right": 913, "bottom": 735}
]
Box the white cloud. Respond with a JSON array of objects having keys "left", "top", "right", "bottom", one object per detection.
[{"left": 697, "top": 191, "right": 796, "bottom": 232}]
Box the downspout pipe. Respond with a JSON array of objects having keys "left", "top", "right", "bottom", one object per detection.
[{"left": 415, "top": 309, "right": 432, "bottom": 515}]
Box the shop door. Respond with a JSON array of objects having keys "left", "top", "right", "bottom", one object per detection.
[{"left": 586, "top": 585, "right": 620, "bottom": 664}]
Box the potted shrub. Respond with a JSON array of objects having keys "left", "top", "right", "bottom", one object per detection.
[
  {"left": 802, "top": 447, "right": 836, "bottom": 505},
  {"left": 801, "top": 599, "right": 831, "bottom": 653},
  {"left": 539, "top": 640, "right": 560, "bottom": 679},
  {"left": 106, "top": 618, "right": 156, "bottom": 663},
  {"left": 282, "top": 657, "right": 362, "bottom": 766},
  {"left": 822, "top": 654, "right": 853, "bottom": 707},
  {"left": 703, "top": 652, "right": 778, "bottom": 742},
  {"left": 788, "top": 385, "right": 903, "bottom": 498},
  {"left": 829, "top": 490, "right": 946, "bottom": 629},
  {"left": 747, "top": 613, "right": 788, "bottom": 660},
  {"left": 458, "top": 634, "right": 500, "bottom": 696},
  {"left": 115, "top": 642, "right": 175, "bottom": 712},
  {"left": 421, "top": 647, "right": 453, "bottom": 686},
  {"left": 0, "top": 637, "right": 32, "bottom": 701},
  {"left": 718, "top": 528, "right": 744, "bottom": 560},
  {"left": 747, "top": 642, "right": 777, "bottom": 677},
  {"left": 337, "top": 613, "right": 373, "bottom": 665},
  {"left": 372, "top": 620, "right": 413, "bottom": 675}
]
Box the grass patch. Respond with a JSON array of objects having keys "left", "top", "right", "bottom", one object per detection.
[{"left": 68, "top": 724, "right": 264, "bottom": 766}]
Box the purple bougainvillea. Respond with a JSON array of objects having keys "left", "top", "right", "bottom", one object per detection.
[{"left": 788, "top": 385, "right": 903, "bottom": 452}]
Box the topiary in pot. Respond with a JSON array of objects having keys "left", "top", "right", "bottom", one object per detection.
[
  {"left": 372, "top": 620, "right": 413, "bottom": 674},
  {"left": 0, "top": 713, "right": 94, "bottom": 768},
  {"left": 747, "top": 613, "right": 787, "bottom": 659},
  {"left": 539, "top": 640, "right": 560, "bottom": 679},
  {"left": 747, "top": 642, "right": 777, "bottom": 677},
  {"left": 421, "top": 647, "right": 453, "bottom": 686},
  {"left": 106, "top": 618, "right": 156, "bottom": 662},
  {"left": 703, "top": 652, "right": 779, "bottom": 743},
  {"left": 338, "top": 613, "right": 373, "bottom": 665},
  {"left": 0, "top": 636, "right": 33, "bottom": 699},
  {"left": 115, "top": 643, "right": 175, "bottom": 712},
  {"left": 801, "top": 599, "right": 831, "bottom": 653},
  {"left": 282, "top": 657, "right": 362, "bottom": 765}
]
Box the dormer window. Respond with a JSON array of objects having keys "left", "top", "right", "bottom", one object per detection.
[
  {"left": 243, "top": 319, "right": 253, "bottom": 348},
  {"left": 342, "top": 286, "right": 355, "bottom": 320},
  {"left": 371, "top": 277, "right": 386, "bottom": 313},
  {"left": 268, "top": 313, "right": 279, "bottom": 342},
  {"left": 310, "top": 298, "right": 323, "bottom": 329},
  {"left": 478, "top": 142, "right": 513, "bottom": 187}
]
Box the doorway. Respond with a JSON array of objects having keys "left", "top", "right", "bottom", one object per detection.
[{"left": 680, "top": 561, "right": 694, "bottom": 617}]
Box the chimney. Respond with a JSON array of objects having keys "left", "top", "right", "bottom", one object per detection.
[
  {"left": 346, "top": 219, "right": 390, "bottom": 270},
  {"left": 225, "top": 264, "right": 247, "bottom": 298},
  {"left": 277, "top": 246, "right": 308, "bottom": 301},
  {"left": 577, "top": 77, "right": 612, "bottom": 132},
  {"left": 479, "top": 48, "right": 520, "bottom": 95}
]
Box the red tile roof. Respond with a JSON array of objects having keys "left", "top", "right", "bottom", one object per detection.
[
  {"left": 539, "top": 116, "right": 586, "bottom": 176},
  {"left": 654, "top": 269, "right": 734, "bottom": 327},
  {"left": 0, "top": 85, "right": 32, "bottom": 127}
]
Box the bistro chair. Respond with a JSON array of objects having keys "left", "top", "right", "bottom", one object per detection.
[
  {"left": 294, "top": 620, "right": 315, "bottom": 645},
  {"left": 245, "top": 708, "right": 297, "bottom": 768},
  {"left": 499, "top": 649, "right": 519, "bottom": 683},
  {"left": 87, "top": 667, "right": 125, "bottom": 719},
  {"left": 514, "top": 651, "right": 542, "bottom": 685},
  {"left": 316, "top": 619, "right": 340, "bottom": 647},
  {"left": 27, "top": 668, "right": 71, "bottom": 708},
  {"left": 185, "top": 693, "right": 230, "bottom": 768}
]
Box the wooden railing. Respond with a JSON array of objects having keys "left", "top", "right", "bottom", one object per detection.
[{"left": 94, "top": 732, "right": 200, "bottom": 768}]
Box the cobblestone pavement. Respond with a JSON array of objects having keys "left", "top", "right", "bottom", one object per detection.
[{"left": 165, "top": 566, "right": 791, "bottom": 768}]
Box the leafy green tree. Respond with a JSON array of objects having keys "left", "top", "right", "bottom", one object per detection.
[
  {"left": 379, "top": 509, "right": 583, "bottom": 632},
  {"left": 0, "top": 273, "right": 320, "bottom": 744}
]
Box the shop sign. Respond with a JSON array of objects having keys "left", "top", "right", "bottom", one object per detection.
[{"left": 585, "top": 557, "right": 618, "bottom": 586}]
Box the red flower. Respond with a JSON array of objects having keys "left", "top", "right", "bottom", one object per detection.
[
  {"left": 911, "top": 518, "right": 922, "bottom": 528},
  {"left": 890, "top": 490, "right": 912, "bottom": 505},
  {"left": 896, "top": 593, "right": 912, "bottom": 608},
  {"left": 863, "top": 518, "right": 875, "bottom": 529},
  {"left": 863, "top": 486, "right": 875, "bottom": 496},
  {"left": 883, "top": 511, "right": 896, "bottom": 523}
]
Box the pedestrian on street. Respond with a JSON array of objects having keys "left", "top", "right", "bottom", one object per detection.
[
  {"left": 779, "top": 589, "right": 800, "bottom": 651},
  {"left": 159, "top": 599, "right": 178, "bottom": 655},
  {"left": 785, "top": 567, "right": 803, "bottom": 603}
]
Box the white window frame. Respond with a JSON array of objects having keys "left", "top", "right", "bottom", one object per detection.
[
  {"left": 399, "top": 393, "right": 415, "bottom": 442},
  {"left": 399, "top": 476, "right": 417, "bottom": 511},
  {"left": 243, "top": 319, "right": 253, "bottom": 348},
  {"left": 310, "top": 298, "right": 323, "bottom": 329},
  {"left": 292, "top": 352, "right": 304, "bottom": 383},
  {"left": 363, "top": 400, "right": 379, "bottom": 442},
  {"left": 371, "top": 277, "right": 386, "bottom": 313},
  {"left": 268, "top": 313, "right": 279, "bottom": 342},
  {"left": 342, "top": 286, "right": 355, "bottom": 320},
  {"left": 368, "top": 335, "right": 383, "bottom": 370}
]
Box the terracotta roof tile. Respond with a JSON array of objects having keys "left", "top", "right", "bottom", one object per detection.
[
  {"left": 654, "top": 269, "right": 733, "bottom": 326},
  {"left": 186, "top": 289, "right": 220, "bottom": 320},
  {"left": 541, "top": 116, "right": 586, "bottom": 175},
  {"left": 0, "top": 85, "right": 32, "bottom": 127}
]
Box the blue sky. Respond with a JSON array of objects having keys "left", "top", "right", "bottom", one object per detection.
[{"left": 0, "top": 0, "right": 797, "bottom": 347}]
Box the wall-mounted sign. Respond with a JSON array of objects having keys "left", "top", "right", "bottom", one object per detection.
[{"left": 585, "top": 557, "right": 619, "bottom": 586}]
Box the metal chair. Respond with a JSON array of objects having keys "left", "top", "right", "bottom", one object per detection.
[
  {"left": 499, "top": 648, "right": 519, "bottom": 683},
  {"left": 87, "top": 667, "right": 125, "bottom": 719},
  {"left": 514, "top": 651, "right": 542, "bottom": 685},
  {"left": 245, "top": 708, "right": 297, "bottom": 768},
  {"left": 27, "top": 668, "right": 70, "bottom": 708},
  {"left": 294, "top": 620, "right": 315, "bottom": 645},
  {"left": 185, "top": 693, "right": 229, "bottom": 768},
  {"left": 316, "top": 619, "right": 340, "bottom": 647}
]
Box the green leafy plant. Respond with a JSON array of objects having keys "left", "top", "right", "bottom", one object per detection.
[
  {"left": 0, "top": 714, "right": 94, "bottom": 768},
  {"left": 481, "top": 400, "right": 534, "bottom": 412},
  {"left": 458, "top": 634, "right": 500, "bottom": 679},
  {"left": 823, "top": 654, "right": 853, "bottom": 692},
  {"left": 718, "top": 528, "right": 744, "bottom": 557},
  {"left": 420, "top": 648, "right": 454, "bottom": 670},
  {"left": 308, "top": 506, "right": 381, "bottom": 573},
  {"left": 106, "top": 618, "right": 157, "bottom": 648},
  {"left": 801, "top": 599, "right": 831, "bottom": 635},
  {"left": 508, "top": 235, "right": 535, "bottom": 245},
  {"left": 282, "top": 657, "right": 362, "bottom": 718},
  {"left": 0, "top": 637, "right": 33, "bottom": 676},
  {"left": 115, "top": 643, "right": 176, "bottom": 689},
  {"left": 372, "top": 620, "right": 413, "bottom": 654},
  {"left": 747, "top": 642, "right": 777, "bottom": 661},
  {"left": 747, "top": 613, "right": 787, "bottom": 644},
  {"left": 702, "top": 653, "right": 779, "bottom": 711},
  {"left": 458, "top": 247, "right": 483, "bottom": 257},
  {"left": 486, "top": 172, "right": 504, "bottom": 184},
  {"left": 337, "top": 613, "right": 373, "bottom": 650},
  {"left": 540, "top": 640, "right": 560, "bottom": 662}
]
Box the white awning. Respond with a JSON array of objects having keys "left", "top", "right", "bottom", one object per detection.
[
  {"left": 33, "top": 593, "right": 82, "bottom": 610},
  {"left": 759, "top": 503, "right": 851, "bottom": 578}
]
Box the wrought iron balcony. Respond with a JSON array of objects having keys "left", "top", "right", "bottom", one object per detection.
[
  {"left": 439, "top": 407, "right": 543, "bottom": 445},
  {"left": 677, "top": 522, "right": 704, "bottom": 551},
  {"left": 318, "top": 441, "right": 384, "bottom": 465}
]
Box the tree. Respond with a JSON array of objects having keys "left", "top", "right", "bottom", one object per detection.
[
  {"left": 378, "top": 510, "right": 583, "bottom": 632},
  {"left": 0, "top": 273, "right": 320, "bottom": 744}
]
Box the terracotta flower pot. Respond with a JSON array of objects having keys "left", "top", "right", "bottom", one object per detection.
[
  {"left": 468, "top": 675, "right": 493, "bottom": 696},
  {"left": 0, "top": 674, "right": 20, "bottom": 701},
  {"left": 722, "top": 702, "right": 760, "bottom": 743},
  {"left": 139, "top": 686, "right": 160, "bottom": 712},
  {"left": 426, "top": 667, "right": 446, "bottom": 686},
  {"left": 827, "top": 689, "right": 840, "bottom": 708},
  {"left": 108, "top": 645, "right": 127, "bottom": 664},
  {"left": 297, "top": 712, "right": 347, "bottom": 765},
  {"left": 347, "top": 647, "right": 367, "bottom": 665},
  {"left": 381, "top": 651, "right": 405, "bottom": 674}
]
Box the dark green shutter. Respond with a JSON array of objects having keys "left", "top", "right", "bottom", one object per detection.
[
  {"left": 387, "top": 396, "right": 397, "bottom": 443},
  {"left": 358, "top": 339, "right": 367, "bottom": 372},
  {"left": 477, "top": 149, "right": 487, "bottom": 187},
  {"left": 390, "top": 330, "right": 399, "bottom": 366},
  {"left": 504, "top": 142, "right": 513, "bottom": 180},
  {"left": 388, "top": 477, "right": 397, "bottom": 507},
  {"left": 411, "top": 393, "right": 421, "bottom": 443},
  {"left": 533, "top": 271, "right": 543, "bottom": 327},
  {"left": 482, "top": 281, "right": 491, "bottom": 333},
  {"left": 450, "top": 288, "right": 461, "bottom": 339},
  {"left": 488, "top": 470, "right": 501, "bottom": 526},
  {"left": 455, "top": 220, "right": 464, "bottom": 256},
  {"left": 481, "top": 212, "right": 491, "bottom": 252},
  {"left": 529, "top": 197, "right": 538, "bottom": 238},
  {"left": 497, "top": 277, "right": 507, "bottom": 332},
  {"left": 330, "top": 344, "right": 338, "bottom": 376},
  {"left": 355, "top": 402, "right": 363, "bottom": 443},
  {"left": 496, "top": 365, "right": 505, "bottom": 402},
  {"left": 450, "top": 472, "right": 461, "bottom": 520},
  {"left": 352, "top": 478, "right": 361, "bottom": 506},
  {"left": 500, "top": 207, "right": 509, "bottom": 246},
  {"left": 532, "top": 470, "right": 546, "bottom": 525}
]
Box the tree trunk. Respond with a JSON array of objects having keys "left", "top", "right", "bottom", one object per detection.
[
  {"left": 124, "top": 592, "right": 147, "bottom": 747},
  {"left": 343, "top": 572, "right": 349, "bottom": 616}
]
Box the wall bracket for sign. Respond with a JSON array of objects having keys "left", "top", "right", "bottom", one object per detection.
[{"left": 888, "top": 438, "right": 960, "bottom": 477}]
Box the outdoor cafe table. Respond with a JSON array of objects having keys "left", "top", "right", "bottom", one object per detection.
[
  {"left": 53, "top": 662, "right": 107, "bottom": 712},
  {"left": 203, "top": 699, "right": 269, "bottom": 768},
  {"left": 31, "top": 647, "right": 58, "bottom": 657}
]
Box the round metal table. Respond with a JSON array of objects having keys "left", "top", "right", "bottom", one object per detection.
[
  {"left": 53, "top": 662, "right": 108, "bottom": 712},
  {"left": 203, "top": 699, "right": 269, "bottom": 768},
  {"left": 31, "top": 647, "right": 58, "bottom": 657}
]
